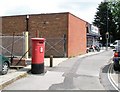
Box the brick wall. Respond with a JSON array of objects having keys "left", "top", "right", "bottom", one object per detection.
[
  {"left": 67, "top": 13, "right": 87, "bottom": 57},
  {"left": 29, "top": 13, "right": 68, "bottom": 57},
  {"left": 29, "top": 13, "right": 68, "bottom": 38},
  {"left": 2, "top": 12, "right": 87, "bottom": 57},
  {"left": 0, "top": 17, "right": 2, "bottom": 33},
  {"left": 2, "top": 16, "right": 26, "bottom": 35},
  {"left": 2, "top": 13, "right": 68, "bottom": 57}
]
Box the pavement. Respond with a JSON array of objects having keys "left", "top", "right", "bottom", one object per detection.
[{"left": 0, "top": 49, "right": 107, "bottom": 90}]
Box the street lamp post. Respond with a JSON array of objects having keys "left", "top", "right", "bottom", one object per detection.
[
  {"left": 99, "top": 36, "right": 102, "bottom": 49},
  {"left": 26, "top": 15, "right": 29, "bottom": 31},
  {"left": 106, "top": 32, "right": 109, "bottom": 50},
  {"left": 104, "top": 0, "right": 109, "bottom": 50},
  {"left": 24, "top": 15, "right": 29, "bottom": 59}
]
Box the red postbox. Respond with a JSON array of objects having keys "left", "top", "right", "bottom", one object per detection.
[{"left": 31, "top": 38, "right": 45, "bottom": 74}]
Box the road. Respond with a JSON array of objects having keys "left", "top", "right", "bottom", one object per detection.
[{"left": 3, "top": 50, "right": 114, "bottom": 90}]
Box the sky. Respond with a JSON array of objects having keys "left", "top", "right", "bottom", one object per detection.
[{"left": 0, "top": 0, "right": 104, "bottom": 23}]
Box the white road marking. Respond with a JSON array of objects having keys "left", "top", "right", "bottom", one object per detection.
[{"left": 108, "top": 63, "right": 119, "bottom": 91}]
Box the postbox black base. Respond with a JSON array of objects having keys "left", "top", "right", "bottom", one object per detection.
[{"left": 31, "top": 63, "right": 44, "bottom": 74}]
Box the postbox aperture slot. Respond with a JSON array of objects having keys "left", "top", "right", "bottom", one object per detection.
[{"left": 39, "top": 41, "right": 43, "bottom": 44}]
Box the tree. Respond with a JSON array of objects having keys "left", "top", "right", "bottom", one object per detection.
[
  {"left": 111, "top": 1, "right": 120, "bottom": 39},
  {"left": 93, "top": 2, "right": 117, "bottom": 45}
]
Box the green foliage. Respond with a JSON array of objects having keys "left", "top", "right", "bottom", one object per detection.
[
  {"left": 111, "top": 1, "right": 120, "bottom": 39},
  {"left": 93, "top": 1, "right": 120, "bottom": 45}
]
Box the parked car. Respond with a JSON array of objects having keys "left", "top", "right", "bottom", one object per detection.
[
  {"left": 0, "top": 54, "right": 11, "bottom": 75},
  {"left": 113, "top": 51, "right": 120, "bottom": 71},
  {"left": 113, "top": 40, "right": 120, "bottom": 71},
  {"left": 110, "top": 40, "right": 119, "bottom": 49}
]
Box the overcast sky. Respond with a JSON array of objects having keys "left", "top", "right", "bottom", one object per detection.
[{"left": 0, "top": 0, "right": 104, "bottom": 23}]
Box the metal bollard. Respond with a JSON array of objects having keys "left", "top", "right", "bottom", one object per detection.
[{"left": 50, "top": 55, "right": 53, "bottom": 67}]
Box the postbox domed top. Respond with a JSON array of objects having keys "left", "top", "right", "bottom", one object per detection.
[
  {"left": 31, "top": 38, "right": 45, "bottom": 41},
  {"left": 31, "top": 38, "right": 45, "bottom": 40}
]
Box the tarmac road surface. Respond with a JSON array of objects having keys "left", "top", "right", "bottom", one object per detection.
[
  {"left": 49, "top": 50, "right": 113, "bottom": 90},
  {"left": 3, "top": 50, "right": 114, "bottom": 90}
]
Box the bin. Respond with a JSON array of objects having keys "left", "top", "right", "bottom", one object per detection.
[{"left": 31, "top": 38, "right": 45, "bottom": 74}]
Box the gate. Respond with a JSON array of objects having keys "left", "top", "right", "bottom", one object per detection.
[
  {"left": 45, "top": 35, "right": 66, "bottom": 57},
  {"left": 0, "top": 33, "right": 25, "bottom": 57}
]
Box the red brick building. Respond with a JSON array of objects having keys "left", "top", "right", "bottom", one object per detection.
[{"left": 2, "top": 12, "right": 87, "bottom": 57}]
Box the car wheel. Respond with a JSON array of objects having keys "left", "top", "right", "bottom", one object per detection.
[
  {"left": 113, "top": 64, "right": 118, "bottom": 71},
  {"left": 1, "top": 61, "right": 9, "bottom": 75}
]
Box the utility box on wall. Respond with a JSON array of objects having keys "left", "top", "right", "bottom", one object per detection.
[{"left": 31, "top": 38, "right": 45, "bottom": 74}]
